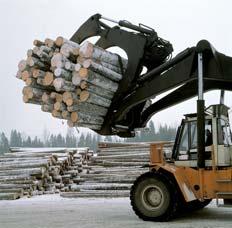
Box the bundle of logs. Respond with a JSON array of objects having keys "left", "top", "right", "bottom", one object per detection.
[
  {"left": 16, "top": 37, "right": 127, "bottom": 130},
  {"left": 0, "top": 147, "right": 92, "bottom": 200},
  {"left": 60, "top": 142, "right": 174, "bottom": 198}
]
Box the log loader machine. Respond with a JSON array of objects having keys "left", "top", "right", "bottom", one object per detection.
[{"left": 71, "top": 14, "right": 232, "bottom": 221}]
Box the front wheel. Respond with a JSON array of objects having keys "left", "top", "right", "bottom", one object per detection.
[{"left": 130, "top": 172, "right": 178, "bottom": 222}]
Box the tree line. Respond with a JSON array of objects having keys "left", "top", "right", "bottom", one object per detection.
[{"left": 0, "top": 121, "right": 177, "bottom": 154}]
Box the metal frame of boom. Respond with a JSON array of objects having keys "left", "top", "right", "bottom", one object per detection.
[{"left": 70, "top": 15, "right": 232, "bottom": 145}]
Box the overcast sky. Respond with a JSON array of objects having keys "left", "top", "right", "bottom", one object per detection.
[{"left": 0, "top": 0, "right": 232, "bottom": 138}]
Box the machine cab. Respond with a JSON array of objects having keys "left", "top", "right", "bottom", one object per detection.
[{"left": 173, "top": 104, "right": 232, "bottom": 167}]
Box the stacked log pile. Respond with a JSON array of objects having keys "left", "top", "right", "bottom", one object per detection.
[
  {"left": 0, "top": 148, "right": 90, "bottom": 200},
  {"left": 16, "top": 37, "right": 127, "bottom": 131},
  {"left": 60, "top": 142, "right": 153, "bottom": 198},
  {"left": 59, "top": 148, "right": 94, "bottom": 192},
  {"left": 0, "top": 142, "right": 173, "bottom": 199}
]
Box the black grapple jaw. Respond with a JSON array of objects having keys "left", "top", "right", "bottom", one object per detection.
[{"left": 70, "top": 14, "right": 173, "bottom": 137}]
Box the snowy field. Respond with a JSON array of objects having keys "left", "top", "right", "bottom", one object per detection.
[{"left": 0, "top": 195, "right": 231, "bottom": 228}]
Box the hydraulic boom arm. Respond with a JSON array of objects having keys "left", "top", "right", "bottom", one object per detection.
[{"left": 71, "top": 14, "right": 232, "bottom": 137}]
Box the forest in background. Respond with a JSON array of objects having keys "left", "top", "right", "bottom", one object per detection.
[{"left": 0, "top": 121, "right": 176, "bottom": 154}]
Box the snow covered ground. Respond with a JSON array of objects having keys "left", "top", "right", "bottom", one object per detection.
[{"left": 0, "top": 195, "right": 231, "bottom": 228}]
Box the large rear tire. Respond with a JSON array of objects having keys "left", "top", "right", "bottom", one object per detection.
[{"left": 130, "top": 172, "right": 178, "bottom": 222}]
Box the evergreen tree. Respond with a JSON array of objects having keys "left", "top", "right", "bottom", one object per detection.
[
  {"left": 23, "top": 136, "right": 32, "bottom": 147},
  {"left": 66, "top": 128, "right": 77, "bottom": 147},
  {"left": 78, "top": 133, "right": 86, "bottom": 147},
  {"left": 42, "top": 126, "right": 50, "bottom": 147},
  {"left": 17, "top": 132, "right": 23, "bottom": 147},
  {"left": 0, "top": 132, "right": 9, "bottom": 154},
  {"left": 10, "top": 130, "right": 17, "bottom": 147}
]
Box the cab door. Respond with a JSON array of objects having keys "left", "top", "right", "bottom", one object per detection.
[{"left": 216, "top": 118, "right": 232, "bottom": 166}]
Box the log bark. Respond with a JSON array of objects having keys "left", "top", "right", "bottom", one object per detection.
[
  {"left": 79, "top": 90, "right": 111, "bottom": 107},
  {"left": 83, "top": 60, "right": 123, "bottom": 81},
  {"left": 0, "top": 193, "right": 21, "bottom": 200},
  {"left": 78, "top": 69, "right": 119, "bottom": 92},
  {"left": 26, "top": 57, "right": 49, "bottom": 70},
  {"left": 41, "top": 104, "right": 53, "bottom": 112},
  {"left": 0, "top": 183, "right": 33, "bottom": 190},
  {"left": 27, "top": 49, "right": 36, "bottom": 58},
  {"left": 0, "top": 161, "right": 48, "bottom": 170},
  {"left": 76, "top": 183, "right": 131, "bottom": 191},
  {"left": 92, "top": 153, "right": 149, "bottom": 160},
  {"left": 60, "top": 43, "right": 79, "bottom": 58},
  {"left": 54, "top": 68, "right": 72, "bottom": 81},
  {"left": 55, "top": 36, "right": 79, "bottom": 48},
  {"left": 54, "top": 102, "right": 67, "bottom": 111},
  {"left": 84, "top": 83, "right": 114, "bottom": 100},
  {"left": 53, "top": 78, "right": 76, "bottom": 92},
  {"left": 0, "top": 175, "right": 36, "bottom": 182},
  {"left": 33, "top": 39, "right": 45, "bottom": 47},
  {"left": 23, "top": 95, "right": 42, "bottom": 105},
  {"left": 79, "top": 41, "right": 127, "bottom": 68},
  {"left": 36, "top": 50, "right": 51, "bottom": 63},
  {"left": 67, "top": 120, "right": 101, "bottom": 130},
  {"left": 60, "top": 190, "right": 129, "bottom": 198},
  {"left": 39, "top": 45, "right": 53, "bottom": 54},
  {"left": 0, "top": 189, "right": 24, "bottom": 194},
  {"left": 67, "top": 102, "right": 108, "bottom": 116},
  {"left": 81, "top": 58, "right": 125, "bottom": 74},
  {"left": 0, "top": 167, "right": 46, "bottom": 177}
]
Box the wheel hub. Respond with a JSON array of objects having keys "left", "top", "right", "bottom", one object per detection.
[
  {"left": 147, "top": 188, "right": 162, "bottom": 206},
  {"left": 141, "top": 185, "right": 164, "bottom": 210}
]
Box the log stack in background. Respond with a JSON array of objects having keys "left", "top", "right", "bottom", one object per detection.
[
  {"left": 0, "top": 142, "right": 172, "bottom": 200},
  {"left": 60, "top": 142, "right": 149, "bottom": 198},
  {"left": 0, "top": 147, "right": 91, "bottom": 200},
  {"left": 61, "top": 142, "right": 173, "bottom": 198},
  {"left": 16, "top": 37, "right": 127, "bottom": 131}
]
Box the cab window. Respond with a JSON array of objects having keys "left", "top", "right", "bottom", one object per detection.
[
  {"left": 217, "top": 119, "right": 232, "bottom": 146},
  {"left": 179, "top": 123, "right": 188, "bottom": 152}
]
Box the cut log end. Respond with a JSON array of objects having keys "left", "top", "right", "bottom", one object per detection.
[
  {"left": 44, "top": 72, "right": 54, "bottom": 86},
  {"left": 55, "top": 36, "right": 65, "bottom": 47},
  {"left": 33, "top": 40, "right": 44, "bottom": 47},
  {"left": 71, "top": 112, "right": 78, "bottom": 122},
  {"left": 79, "top": 41, "right": 93, "bottom": 58},
  {"left": 78, "top": 68, "right": 88, "bottom": 78},
  {"left": 79, "top": 90, "right": 89, "bottom": 102}
]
